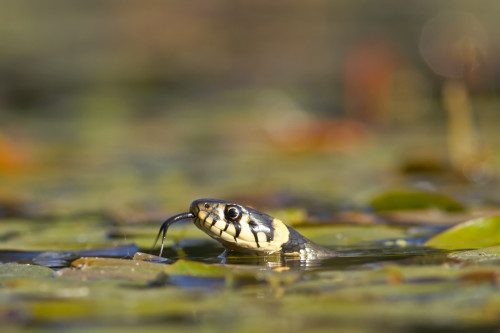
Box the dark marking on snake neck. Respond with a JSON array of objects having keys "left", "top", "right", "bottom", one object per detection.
[{"left": 265, "top": 229, "right": 272, "bottom": 242}]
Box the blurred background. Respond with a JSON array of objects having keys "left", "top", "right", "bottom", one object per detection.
[{"left": 1, "top": 0, "right": 499, "bottom": 217}]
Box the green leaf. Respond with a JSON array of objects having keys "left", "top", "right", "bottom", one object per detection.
[
  {"left": 425, "top": 216, "right": 500, "bottom": 250},
  {"left": 169, "top": 259, "right": 228, "bottom": 277},
  {"left": 54, "top": 265, "right": 161, "bottom": 282},
  {"left": 448, "top": 246, "right": 500, "bottom": 264},
  {"left": 371, "top": 191, "right": 465, "bottom": 212},
  {"left": 54, "top": 257, "right": 171, "bottom": 281},
  {"left": 0, "top": 218, "right": 131, "bottom": 251},
  {"left": 71, "top": 257, "right": 168, "bottom": 272},
  {"left": 0, "top": 263, "right": 54, "bottom": 279}
]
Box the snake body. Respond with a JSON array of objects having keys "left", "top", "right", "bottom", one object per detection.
[{"left": 155, "top": 199, "right": 338, "bottom": 259}]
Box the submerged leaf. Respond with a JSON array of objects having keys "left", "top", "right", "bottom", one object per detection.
[
  {"left": 371, "top": 191, "right": 465, "bottom": 212},
  {"left": 425, "top": 216, "right": 500, "bottom": 250}
]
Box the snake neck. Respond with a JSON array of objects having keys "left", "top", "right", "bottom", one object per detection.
[{"left": 281, "top": 226, "right": 338, "bottom": 259}]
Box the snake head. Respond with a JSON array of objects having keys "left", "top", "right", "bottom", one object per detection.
[
  {"left": 189, "top": 199, "right": 291, "bottom": 254},
  {"left": 154, "top": 199, "right": 337, "bottom": 259}
]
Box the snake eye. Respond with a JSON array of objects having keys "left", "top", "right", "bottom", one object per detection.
[
  {"left": 224, "top": 206, "right": 241, "bottom": 221},
  {"left": 204, "top": 203, "right": 210, "bottom": 209}
]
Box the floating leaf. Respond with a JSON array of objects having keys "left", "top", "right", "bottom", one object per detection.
[
  {"left": 371, "top": 191, "right": 465, "bottom": 212},
  {"left": 448, "top": 246, "right": 500, "bottom": 264},
  {"left": 54, "top": 265, "right": 160, "bottom": 282},
  {"left": 28, "top": 245, "right": 140, "bottom": 268},
  {"left": 132, "top": 251, "right": 167, "bottom": 262},
  {"left": 0, "top": 263, "right": 54, "bottom": 280},
  {"left": 425, "top": 216, "right": 500, "bottom": 250},
  {"left": 0, "top": 218, "right": 131, "bottom": 251},
  {"left": 71, "top": 257, "right": 169, "bottom": 273},
  {"left": 54, "top": 257, "right": 171, "bottom": 281},
  {"left": 169, "top": 259, "right": 229, "bottom": 278}
]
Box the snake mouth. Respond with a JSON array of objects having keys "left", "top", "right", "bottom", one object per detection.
[
  {"left": 153, "top": 212, "right": 195, "bottom": 256},
  {"left": 193, "top": 211, "right": 235, "bottom": 239}
]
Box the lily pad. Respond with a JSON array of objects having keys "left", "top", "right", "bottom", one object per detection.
[
  {"left": 54, "top": 265, "right": 161, "bottom": 282},
  {"left": 371, "top": 191, "right": 465, "bottom": 212},
  {"left": 169, "top": 259, "right": 229, "bottom": 277},
  {"left": 0, "top": 218, "right": 129, "bottom": 251},
  {"left": 132, "top": 251, "right": 167, "bottom": 262},
  {"left": 425, "top": 216, "right": 500, "bottom": 250},
  {"left": 53, "top": 257, "right": 171, "bottom": 281},
  {"left": 71, "top": 257, "right": 168, "bottom": 272},
  {"left": 0, "top": 263, "right": 54, "bottom": 280},
  {"left": 448, "top": 246, "right": 500, "bottom": 264}
]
